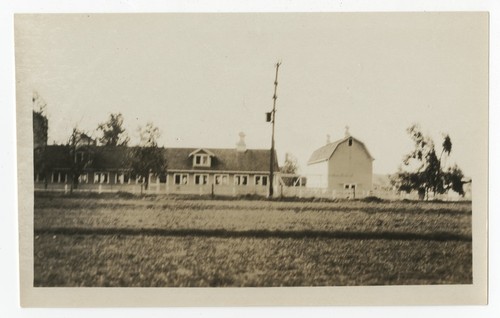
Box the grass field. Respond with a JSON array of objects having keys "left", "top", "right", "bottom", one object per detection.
[{"left": 33, "top": 192, "right": 472, "bottom": 287}]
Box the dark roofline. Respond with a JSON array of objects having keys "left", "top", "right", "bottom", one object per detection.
[{"left": 38, "top": 145, "right": 280, "bottom": 172}]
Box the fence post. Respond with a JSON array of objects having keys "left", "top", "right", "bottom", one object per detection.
[
  {"left": 98, "top": 184, "right": 102, "bottom": 194},
  {"left": 64, "top": 184, "right": 68, "bottom": 194}
]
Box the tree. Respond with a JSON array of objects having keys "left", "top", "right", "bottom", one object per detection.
[
  {"left": 281, "top": 153, "right": 299, "bottom": 174},
  {"left": 33, "top": 109, "right": 49, "bottom": 187},
  {"left": 280, "top": 153, "right": 303, "bottom": 186},
  {"left": 97, "top": 113, "right": 130, "bottom": 146},
  {"left": 128, "top": 122, "right": 167, "bottom": 191},
  {"left": 67, "top": 128, "right": 95, "bottom": 192},
  {"left": 392, "top": 124, "right": 466, "bottom": 199}
]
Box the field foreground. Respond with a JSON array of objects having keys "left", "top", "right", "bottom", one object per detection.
[{"left": 34, "top": 193, "right": 472, "bottom": 287}]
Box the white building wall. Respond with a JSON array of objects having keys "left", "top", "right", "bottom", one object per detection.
[{"left": 303, "top": 161, "right": 328, "bottom": 188}]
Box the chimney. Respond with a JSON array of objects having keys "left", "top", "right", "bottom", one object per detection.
[
  {"left": 326, "top": 134, "right": 331, "bottom": 144},
  {"left": 236, "top": 132, "right": 247, "bottom": 152}
]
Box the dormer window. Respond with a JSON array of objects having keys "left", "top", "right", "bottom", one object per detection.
[
  {"left": 189, "top": 148, "right": 215, "bottom": 168},
  {"left": 194, "top": 154, "right": 210, "bottom": 167}
]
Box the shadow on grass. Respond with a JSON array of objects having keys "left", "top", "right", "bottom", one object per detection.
[{"left": 35, "top": 227, "right": 471, "bottom": 242}]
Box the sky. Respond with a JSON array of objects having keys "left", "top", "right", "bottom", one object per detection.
[{"left": 15, "top": 13, "right": 488, "bottom": 175}]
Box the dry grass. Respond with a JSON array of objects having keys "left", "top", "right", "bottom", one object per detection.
[{"left": 33, "top": 192, "right": 472, "bottom": 287}]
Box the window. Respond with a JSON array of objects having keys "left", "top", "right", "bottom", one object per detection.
[
  {"left": 149, "top": 175, "right": 158, "bottom": 184},
  {"left": 255, "top": 175, "right": 268, "bottom": 186},
  {"left": 94, "top": 172, "right": 109, "bottom": 184},
  {"left": 52, "top": 171, "right": 67, "bottom": 183},
  {"left": 344, "top": 183, "right": 356, "bottom": 190},
  {"left": 234, "top": 175, "right": 249, "bottom": 186},
  {"left": 78, "top": 173, "right": 88, "bottom": 183},
  {"left": 193, "top": 154, "right": 210, "bottom": 167},
  {"left": 174, "top": 173, "right": 189, "bottom": 185},
  {"left": 214, "top": 174, "right": 229, "bottom": 185},
  {"left": 116, "top": 172, "right": 130, "bottom": 184},
  {"left": 348, "top": 138, "right": 353, "bottom": 146},
  {"left": 135, "top": 175, "right": 144, "bottom": 184},
  {"left": 194, "top": 174, "right": 209, "bottom": 185}
]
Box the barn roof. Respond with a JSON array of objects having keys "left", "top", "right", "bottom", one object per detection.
[
  {"left": 307, "top": 136, "right": 374, "bottom": 165},
  {"left": 37, "top": 145, "right": 279, "bottom": 173}
]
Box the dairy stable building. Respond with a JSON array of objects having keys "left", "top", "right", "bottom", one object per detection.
[{"left": 34, "top": 134, "right": 280, "bottom": 196}]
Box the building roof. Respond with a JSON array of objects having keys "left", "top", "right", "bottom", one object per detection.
[
  {"left": 188, "top": 148, "right": 216, "bottom": 157},
  {"left": 166, "top": 148, "right": 278, "bottom": 172},
  {"left": 307, "top": 135, "right": 374, "bottom": 165},
  {"left": 37, "top": 145, "right": 279, "bottom": 173}
]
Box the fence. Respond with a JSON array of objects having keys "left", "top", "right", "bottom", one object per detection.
[
  {"left": 34, "top": 182, "right": 269, "bottom": 197},
  {"left": 34, "top": 181, "right": 470, "bottom": 201}
]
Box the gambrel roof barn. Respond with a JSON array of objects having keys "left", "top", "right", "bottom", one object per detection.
[{"left": 306, "top": 128, "right": 374, "bottom": 195}]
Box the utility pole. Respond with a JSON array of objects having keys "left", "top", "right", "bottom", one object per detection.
[{"left": 269, "top": 62, "right": 281, "bottom": 197}]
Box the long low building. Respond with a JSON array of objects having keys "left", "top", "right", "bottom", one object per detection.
[{"left": 34, "top": 134, "right": 280, "bottom": 196}]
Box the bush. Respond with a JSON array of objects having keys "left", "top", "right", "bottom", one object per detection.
[{"left": 361, "top": 196, "right": 385, "bottom": 203}]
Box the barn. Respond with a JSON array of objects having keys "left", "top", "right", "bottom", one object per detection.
[{"left": 306, "top": 128, "right": 374, "bottom": 196}]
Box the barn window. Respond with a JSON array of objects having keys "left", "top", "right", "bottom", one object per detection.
[{"left": 348, "top": 138, "right": 353, "bottom": 146}]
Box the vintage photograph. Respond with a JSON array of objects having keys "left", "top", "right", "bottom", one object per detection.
[{"left": 15, "top": 12, "right": 488, "bottom": 305}]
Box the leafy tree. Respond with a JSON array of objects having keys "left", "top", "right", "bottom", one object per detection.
[
  {"left": 281, "top": 153, "right": 299, "bottom": 174},
  {"left": 33, "top": 110, "right": 48, "bottom": 148},
  {"left": 128, "top": 122, "right": 167, "bottom": 190},
  {"left": 280, "top": 153, "right": 304, "bottom": 186},
  {"left": 67, "top": 128, "right": 95, "bottom": 192},
  {"left": 97, "top": 113, "right": 130, "bottom": 146},
  {"left": 392, "top": 124, "right": 466, "bottom": 199},
  {"left": 33, "top": 109, "right": 49, "bottom": 187}
]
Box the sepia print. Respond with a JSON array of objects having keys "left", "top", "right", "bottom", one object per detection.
[{"left": 16, "top": 12, "right": 488, "bottom": 306}]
